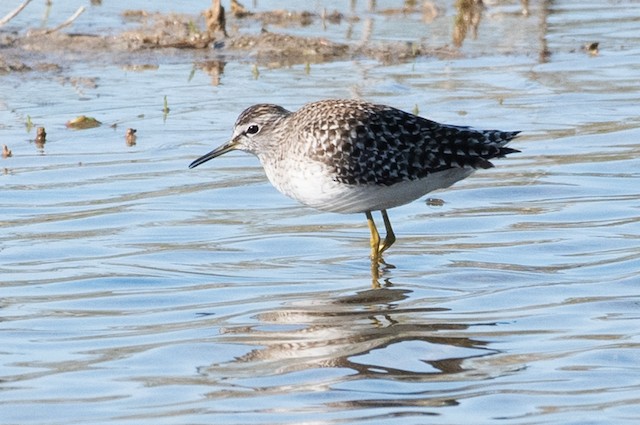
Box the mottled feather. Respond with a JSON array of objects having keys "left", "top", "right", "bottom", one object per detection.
[{"left": 287, "top": 99, "right": 519, "bottom": 186}]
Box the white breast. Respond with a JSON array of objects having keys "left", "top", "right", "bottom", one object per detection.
[{"left": 261, "top": 156, "right": 475, "bottom": 214}]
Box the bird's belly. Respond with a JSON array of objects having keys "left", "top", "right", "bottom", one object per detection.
[{"left": 265, "top": 163, "right": 475, "bottom": 214}]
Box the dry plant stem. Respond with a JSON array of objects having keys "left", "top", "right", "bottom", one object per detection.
[
  {"left": 42, "top": 6, "right": 85, "bottom": 34},
  {"left": 0, "top": 0, "right": 32, "bottom": 27}
]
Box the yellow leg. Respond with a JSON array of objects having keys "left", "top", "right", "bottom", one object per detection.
[
  {"left": 365, "top": 211, "right": 381, "bottom": 262},
  {"left": 366, "top": 210, "right": 396, "bottom": 286},
  {"left": 366, "top": 211, "right": 382, "bottom": 285},
  {"left": 365, "top": 210, "right": 396, "bottom": 260},
  {"left": 379, "top": 209, "right": 396, "bottom": 254}
]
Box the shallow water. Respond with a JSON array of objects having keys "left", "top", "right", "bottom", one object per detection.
[{"left": 2, "top": 1, "right": 640, "bottom": 424}]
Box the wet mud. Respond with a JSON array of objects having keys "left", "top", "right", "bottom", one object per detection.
[{"left": 0, "top": 1, "right": 472, "bottom": 73}]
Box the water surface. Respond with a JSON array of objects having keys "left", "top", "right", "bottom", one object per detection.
[{"left": 2, "top": 1, "right": 640, "bottom": 424}]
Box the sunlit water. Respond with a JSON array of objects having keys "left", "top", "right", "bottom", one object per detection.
[{"left": 2, "top": 1, "right": 640, "bottom": 424}]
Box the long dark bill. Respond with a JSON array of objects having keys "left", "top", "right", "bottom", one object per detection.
[{"left": 188, "top": 141, "right": 237, "bottom": 169}]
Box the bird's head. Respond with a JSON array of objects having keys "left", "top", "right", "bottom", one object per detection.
[{"left": 189, "top": 104, "right": 291, "bottom": 169}]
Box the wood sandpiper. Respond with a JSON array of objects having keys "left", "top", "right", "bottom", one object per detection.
[{"left": 189, "top": 99, "right": 519, "bottom": 269}]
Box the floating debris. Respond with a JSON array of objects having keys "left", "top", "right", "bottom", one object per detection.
[
  {"left": 66, "top": 115, "right": 102, "bottom": 129},
  {"left": 426, "top": 198, "right": 445, "bottom": 207},
  {"left": 125, "top": 128, "right": 137, "bottom": 146},
  {"left": 163, "top": 95, "right": 170, "bottom": 115},
  {"left": 2, "top": 145, "right": 12, "bottom": 158},
  {"left": 35, "top": 127, "right": 46, "bottom": 148},
  {"left": 25, "top": 115, "right": 34, "bottom": 132},
  {"left": 585, "top": 42, "right": 599, "bottom": 56}
]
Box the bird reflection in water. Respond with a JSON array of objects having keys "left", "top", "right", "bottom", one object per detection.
[
  {"left": 371, "top": 257, "right": 395, "bottom": 287},
  {"left": 201, "top": 285, "right": 499, "bottom": 383}
]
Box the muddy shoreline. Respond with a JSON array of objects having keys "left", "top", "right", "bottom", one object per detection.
[{"left": 0, "top": 2, "right": 479, "bottom": 73}]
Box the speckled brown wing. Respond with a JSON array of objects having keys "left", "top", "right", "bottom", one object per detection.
[{"left": 300, "top": 101, "right": 519, "bottom": 186}]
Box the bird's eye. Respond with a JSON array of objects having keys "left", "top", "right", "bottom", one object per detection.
[{"left": 246, "top": 125, "right": 260, "bottom": 135}]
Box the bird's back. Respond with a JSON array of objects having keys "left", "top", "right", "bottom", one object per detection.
[{"left": 291, "top": 99, "right": 519, "bottom": 187}]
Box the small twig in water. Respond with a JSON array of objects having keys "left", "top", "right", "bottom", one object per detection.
[
  {"left": 0, "top": 0, "right": 33, "bottom": 27},
  {"left": 163, "top": 96, "right": 170, "bottom": 115}
]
